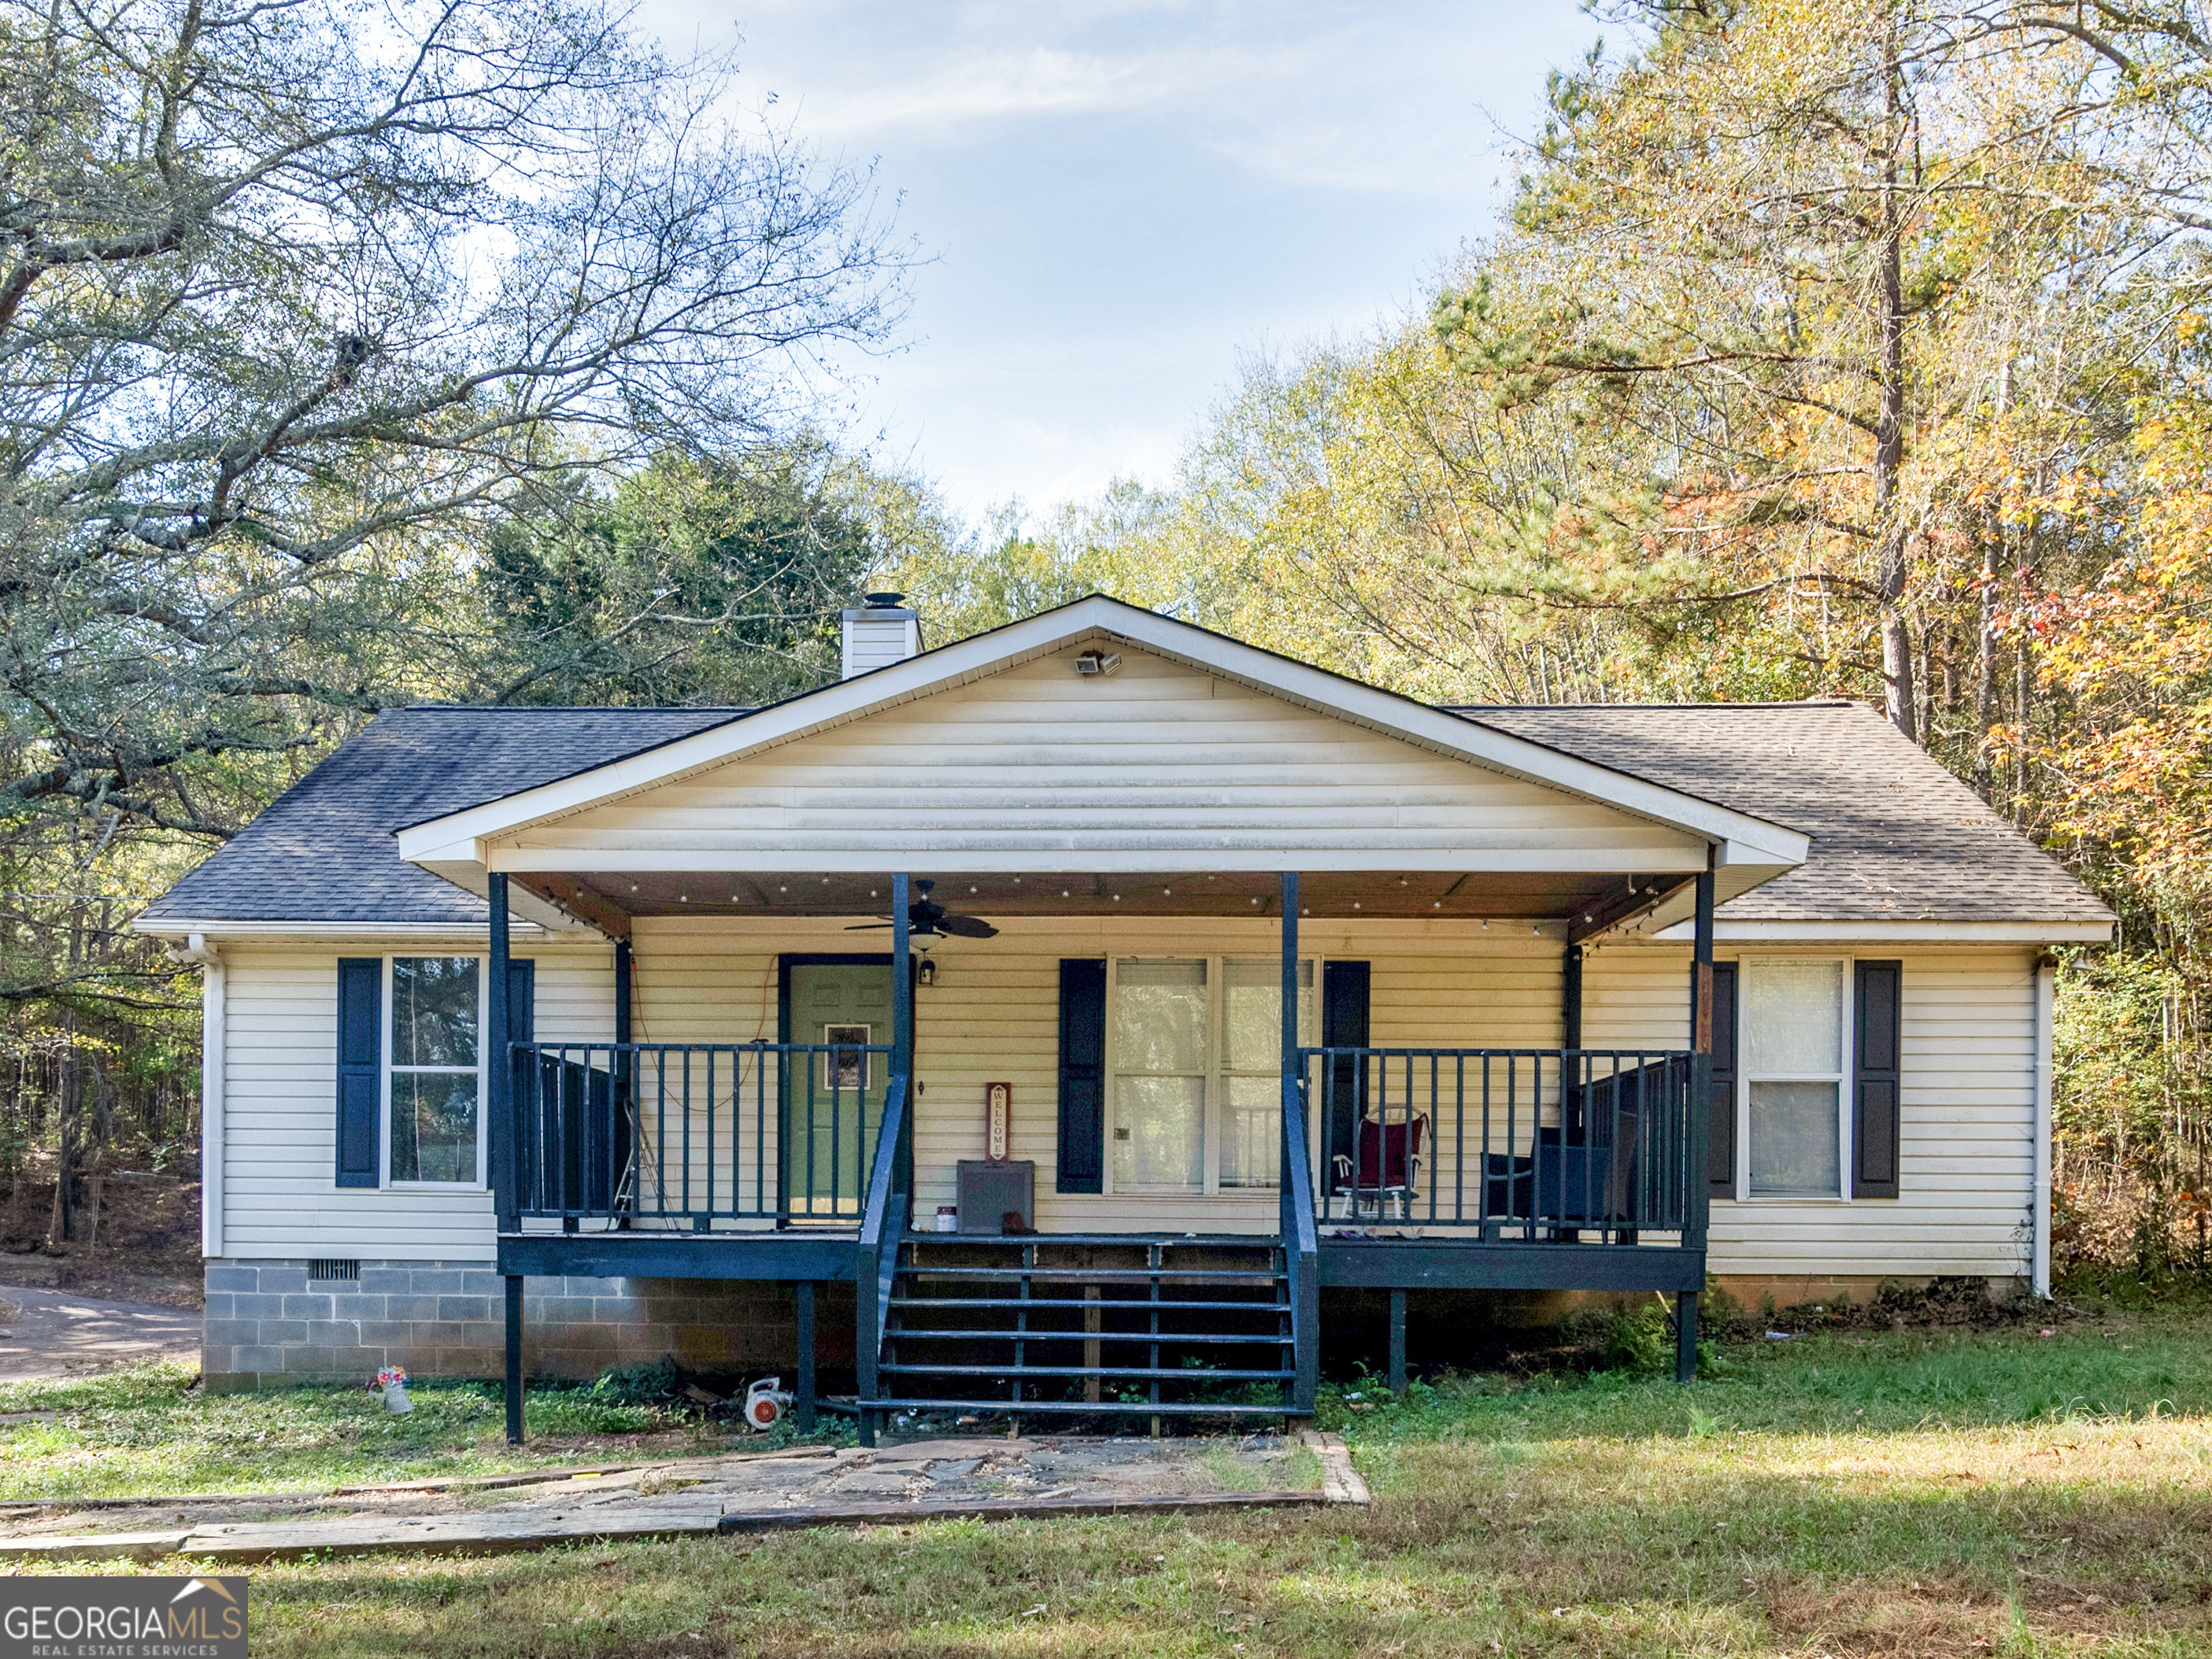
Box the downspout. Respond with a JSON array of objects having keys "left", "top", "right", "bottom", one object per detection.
[
  {"left": 2033, "top": 955, "right": 2055, "bottom": 1299},
  {"left": 172, "top": 933, "right": 225, "bottom": 1258}
]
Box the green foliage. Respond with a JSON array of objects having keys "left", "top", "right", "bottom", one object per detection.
[{"left": 478, "top": 441, "right": 952, "bottom": 707}]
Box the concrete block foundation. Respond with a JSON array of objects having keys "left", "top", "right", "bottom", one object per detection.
[{"left": 202, "top": 1259, "right": 853, "bottom": 1391}]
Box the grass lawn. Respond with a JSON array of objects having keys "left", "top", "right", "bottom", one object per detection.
[
  {"left": 9, "top": 1305, "right": 2212, "bottom": 1656},
  {"left": 0, "top": 1366, "right": 738, "bottom": 1499}
]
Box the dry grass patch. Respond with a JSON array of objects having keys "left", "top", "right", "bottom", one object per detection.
[{"left": 15, "top": 1307, "right": 2212, "bottom": 1656}]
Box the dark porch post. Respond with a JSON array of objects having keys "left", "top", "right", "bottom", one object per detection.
[
  {"left": 1678, "top": 861, "right": 1716, "bottom": 1385},
  {"left": 1563, "top": 944, "right": 1583, "bottom": 1052},
  {"left": 1387, "top": 1288, "right": 1407, "bottom": 1396},
  {"left": 612, "top": 939, "right": 632, "bottom": 1232},
  {"left": 794, "top": 1280, "right": 817, "bottom": 1432},
  {"left": 1281, "top": 870, "right": 1319, "bottom": 1411},
  {"left": 489, "top": 874, "right": 523, "bottom": 1443},
  {"left": 891, "top": 871, "right": 912, "bottom": 1199}
]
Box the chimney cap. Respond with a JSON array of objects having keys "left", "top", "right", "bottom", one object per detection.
[{"left": 862, "top": 591, "right": 906, "bottom": 608}]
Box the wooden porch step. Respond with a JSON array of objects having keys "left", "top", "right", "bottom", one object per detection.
[
  {"left": 889, "top": 1295, "right": 1280, "bottom": 1314},
  {"left": 901, "top": 1232, "right": 1281, "bottom": 1248},
  {"left": 884, "top": 1327, "right": 1293, "bottom": 1347},
  {"left": 893, "top": 1283, "right": 1282, "bottom": 1291},
  {"left": 879, "top": 1362, "right": 1294, "bottom": 1382},
  {"left": 858, "top": 1398, "right": 1296, "bottom": 1418}
]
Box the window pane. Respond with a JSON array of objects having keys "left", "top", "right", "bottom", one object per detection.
[
  {"left": 394, "top": 957, "right": 479, "bottom": 1067},
  {"left": 1745, "top": 959, "right": 1841, "bottom": 1075},
  {"left": 1220, "top": 1073, "right": 1281, "bottom": 1188},
  {"left": 1223, "top": 959, "right": 1315, "bottom": 1073},
  {"left": 391, "top": 1072, "right": 479, "bottom": 1183},
  {"left": 1748, "top": 1081, "right": 1840, "bottom": 1197},
  {"left": 1113, "top": 1075, "right": 1204, "bottom": 1188},
  {"left": 1114, "top": 959, "right": 1207, "bottom": 1073}
]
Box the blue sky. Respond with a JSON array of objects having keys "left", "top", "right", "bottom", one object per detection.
[{"left": 639, "top": 1, "right": 1598, "bottom": 519}]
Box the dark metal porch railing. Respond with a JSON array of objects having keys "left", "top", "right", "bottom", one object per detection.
[
  {"left": 510, "top": 1040, "right": 895, "bottom": 1229},
  {"left": 1294, "top": 1047, "right": 1702, "bottom": 1244}
]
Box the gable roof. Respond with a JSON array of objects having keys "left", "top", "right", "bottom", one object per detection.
[
  {"left": 1457, "top": 700, "right": 2112, "bottom": 926},
  {"left": 138, "top": 706, "right": 744, "bottom": 927},
  {"left": 135, "top": 598, "right": 2110, "bottom": 940},
  {"left": 390, "top": 596, "right": 1808, "bottom": 878}
]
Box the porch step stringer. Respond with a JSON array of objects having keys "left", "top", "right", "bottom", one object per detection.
[{"left": 857, "top": 1235, "right": 1304, "bottom": 1429}]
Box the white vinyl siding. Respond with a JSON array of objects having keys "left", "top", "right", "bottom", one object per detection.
[
  {"left": 630, "top": 915, "right": 1566, "bottom": 1235},
  {"left": 1582, "top": 943, "right": 2036, "bottom": 1277},
  {"left": 216, "top": 937, "right": 614, "bottom": 1261},
  {"left": 494, "top": 648, "right": 1711, "bottom": 873},
  {"left": 213, "top": 920, "right": 2039, "bottom": 1276}
]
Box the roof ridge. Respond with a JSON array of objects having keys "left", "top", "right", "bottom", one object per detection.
[
  {"left": 383, "top": 704, "right": 760, "bottom": 714},
  {"left": 1444, "top": 700, "right": 1866, "bottom": 711}
]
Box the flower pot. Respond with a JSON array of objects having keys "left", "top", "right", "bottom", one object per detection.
[{"left": 383, "top": 1381, "right": 414, "bottom": 1415}]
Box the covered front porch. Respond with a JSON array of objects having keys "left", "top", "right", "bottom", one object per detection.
[{"left": 479, "top": 866, "right": 1722, "bottom": 1443}]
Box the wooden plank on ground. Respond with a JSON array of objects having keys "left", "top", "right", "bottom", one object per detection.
[
  {"left": 0, "top": 1531, "right": 193, "bottom": 1563},
  {"left": 1301, "top": 1430, "right": 1371, "bottom": 1506}
]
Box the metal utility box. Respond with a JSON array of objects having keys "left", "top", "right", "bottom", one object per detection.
[{"left": 955, "top": 1160, "right": 1036, "bottom": 1234}]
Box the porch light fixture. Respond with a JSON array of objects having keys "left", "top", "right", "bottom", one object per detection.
[
  {"left": 918, "top": 957, "right": 937, "bottom": 987},
  {"left": 1072, "top": 648, "right": 1121, "bottom": 676}
]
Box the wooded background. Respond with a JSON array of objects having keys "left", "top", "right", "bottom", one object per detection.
[{"left": 6, "top": 0, "right": 2205, "bottom": 1288}]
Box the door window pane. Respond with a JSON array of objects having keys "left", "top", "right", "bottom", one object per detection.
[
  {"left": 1114, "top": 1076, "right": 1204, "bottom": 1188},
  {"left": 1748, "top": 1081, "right": 1841, "bottom": 1197},
  {"left": 1222, "top": 959, "right": 1315, "bottom": 1070},
  {"left": 394, "top": 957, "right": 479, "bottom": 1067},
  {"left": 1114, "top": 959, "right": 1208, "bottom": 1072},
  {"left": 1219, "top": 960, "right": 1312, "bottom": 1188},
  {"left": 1220, "top": 1073, "right": 1281, "bottom": 1188},
  {"left": 392, "top": 1072, "right": 479, "bottom": 1183}
]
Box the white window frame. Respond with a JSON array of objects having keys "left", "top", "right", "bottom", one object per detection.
[
  {"left": 381, "top": 955, "right": 488, "bottom": 1191},
  {"left": 1735, "top": 955, "right": 1854, "bottom": 1204},
  {"left": 1101, "top": 955, "right": 1315, "bottom": 1198}
]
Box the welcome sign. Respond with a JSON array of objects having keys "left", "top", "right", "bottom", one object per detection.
[{"left": 0, "top": 1576, "right": 247, "bottom": 1658}]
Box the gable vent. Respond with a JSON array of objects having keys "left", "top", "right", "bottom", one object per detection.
[{"left": 841, "top": 593, "right": 921, "bottom": 678}]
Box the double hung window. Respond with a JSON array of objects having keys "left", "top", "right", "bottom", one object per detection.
[
  {"left": 1742, "top": 958, "right": 1845, "bottom": 1199},
  {"left": 388, "top": 956, "right": 483, "bottom": 1184},
  {"left": 1108, "top": 956, "right": 1315, "bottom": 1193}
]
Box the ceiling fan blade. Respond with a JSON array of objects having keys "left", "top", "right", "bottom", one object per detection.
[
  {"left": 842, "top": 922, "right": 893, "bottom": 931},
  {"left": 937, "top": 914, "right": 999, "bottom": 939}
]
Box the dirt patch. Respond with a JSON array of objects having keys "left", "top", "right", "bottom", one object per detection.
[{"left": 0, "top": 1171, "right": 202, "bottom": 1310}]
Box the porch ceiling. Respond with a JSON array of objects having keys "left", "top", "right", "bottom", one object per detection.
[{"left": 512, "top": 867, "right": 1689, "bottom": 934}]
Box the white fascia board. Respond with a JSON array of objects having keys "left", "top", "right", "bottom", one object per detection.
[
  {"left": 485, "top": 847, "right": 1733, "bottom": 876},
  {"left": 394, "top": 596, "right": 1811, "bottom": 871},
  {"left": 1639, "top": 918, "right": 2114, "bottom": 944},
  {"left": 412, "top": 859, "right": 600, "bottom": 934},
  {"left": 131, "top": 918, "right": 603, "bottom": 945}
]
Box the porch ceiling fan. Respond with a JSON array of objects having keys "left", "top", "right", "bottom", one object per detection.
[{"left": 845, "top": 879, "right": 999, "bottom": 939}]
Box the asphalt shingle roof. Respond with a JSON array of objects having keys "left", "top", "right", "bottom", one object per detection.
[
  {"left": 1454, "top": 700, "right": 2112, "bottom": 924},
  {"left": 139, "top": 707, "right": 746, "bottom": 925},
  {"left": 141, "top": 695, "right": 2110, "bottom": 929}
]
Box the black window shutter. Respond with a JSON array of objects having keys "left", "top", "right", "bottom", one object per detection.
[
  {"left": 1707, "top": 962, "right": 1738, "bottom": 1197},
  {"left": 506, "top": 959, "right": 535, "bottom": 1042},
  {"left": 1853, "top": 960, "right": 1903, "bottom": 1199},
  {"left": 1321, "top": 961, "right": 1370, "bottom": 1181},
  {"left": 1056, "top": 959, "right": 1107, "bottom": 1193},
  {"left": 335, "top": 958, "right": 382, "bottom": 1188}
]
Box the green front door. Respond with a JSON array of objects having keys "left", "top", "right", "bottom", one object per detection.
[{"left": 785, "top": 959, "right": 893, "bottom": 1218}]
